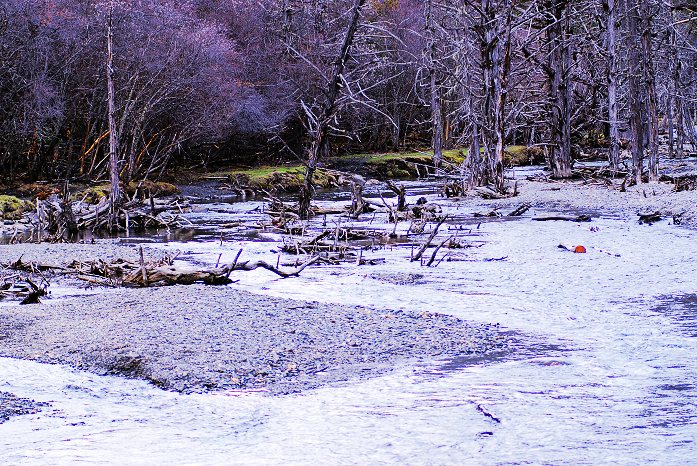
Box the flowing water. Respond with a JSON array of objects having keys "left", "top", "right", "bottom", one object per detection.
[{"left": 2, "top": 176, "right": 697, "bottom": 464}]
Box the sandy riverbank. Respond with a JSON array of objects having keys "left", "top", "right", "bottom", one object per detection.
[{"left": 486, "top": 178, "right": 697, "bottom": 226}]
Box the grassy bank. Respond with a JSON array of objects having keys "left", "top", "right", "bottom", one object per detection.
[{"left": 203, "top": 166, "right": 340, "bottom": 192}]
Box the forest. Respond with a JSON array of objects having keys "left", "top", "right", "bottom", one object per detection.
[{"left": 1, "top": 0, "right": 695, "bottom": 199}]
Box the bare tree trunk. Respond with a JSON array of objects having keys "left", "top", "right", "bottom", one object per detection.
[
  {"left": 493, "top": 7, "right": 513, "bottom": 193},
  {"left": 676, "top": 98, "right": 685, "bottom": 158},
  {"left": 686, "top": 109, "right": 697, "bottom": 152},
  {"left": 107, "top": 2, "right": 122, "bottom": 220},
  {"left": 426, "top": 0, "right": 443, "bottom": 168},
  {"left": 479, "top": 0, "right": 497, "bottom": 187},
  {"left": 464, "top": 22, "right": 483, "bottom": 187},
  {"left": 640, "top": 0, "right": 659, "bottom": 182},
  {"left": 667, "top": 94, "right": 675, "bottom": 159},
  {"left": 298, "top": 0, "right": 367, "bottom": 219},
  {"left": 604, "top": 0, "right": 621, "bottom": 171},
  {"left": 430, "top": 65, "right": 443, "bottom": 168},
  {"left": 670, "top": 9, "right": 685, "bottom": 159},
  {"left": 476, "top": 0, "right": 511, "bottom": 192},
  {"left": 391, "top": 110, "right": 400, "bottom": 151},
  {"left": 467, "top": 119, "right": 482, "bottom": 187},
  {"left": 547, "top": 0, "right": 573, "bottom": 179},
  {"left": 626, "top": 0, "right": 645, "bottom": 185}
]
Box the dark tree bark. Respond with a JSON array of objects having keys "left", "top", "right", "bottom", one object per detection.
[
  {"left": 475, "top": 0, "right": 513, "bottom": 193},
  {"left": 604, "top": 0, "right": 621, "bottom": 171},
  {"left": 640, "top": 0, "right": 659, "bottom": 182},
  {"left": 626, "top": 0, "right": 645, "bottom": 184},
  {"left": 676, "top": 98, "right": 686, "bottom": 159},
  {"left": 546, "top": 0, "right": 573, "bottom": 179},
  {"left": 669, "top": 8, "right": 686, "bottom": 159},
  {"left": 467, "top": 119, "right": 482, "bottom": 186},
  {"left": 492, "top": 1, "right": 514, "bottom": 193},
  {"left": 667, "top": 94, "right": 675, "bottom": 159},
  {"left": 625, "top": 0, "right": 659, "bottom": 184}
]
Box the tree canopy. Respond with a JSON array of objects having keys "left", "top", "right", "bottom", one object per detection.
[{"left": 0, "top": 0, "right": 695, "bottom": 184}]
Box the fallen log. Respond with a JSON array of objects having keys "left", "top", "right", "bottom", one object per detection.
[
  {"left": 473, "top": 210, "right": 500, "bottom": 218},
  {"left": 638, "top": 211, "right": 662, "bottom": 225},
  {"left": 532, "top": 215, "right": 592, "bottom": 222},
  {"left": 230, "top": 256, "right": 320, "bottom": 278},
  {"left": 77, "top": 252, "right": 321, "bottom": 287},
  {"left": 508, "top": 203, "right": 532, "bottom": 217},
  {"left": 474, "top": 187, "right": 511, "bottom": 200}
]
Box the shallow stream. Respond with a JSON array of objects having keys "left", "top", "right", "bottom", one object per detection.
[{"left": 2, "top": 175, "right": 697, "bottom": 464}]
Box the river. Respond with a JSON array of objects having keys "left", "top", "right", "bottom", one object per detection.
[{"left": 2, "top": 176, "right": 696, "bottom": 464}]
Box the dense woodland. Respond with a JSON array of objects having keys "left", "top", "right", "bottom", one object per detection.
[{"left": 1, "top": 1, "right": 696, "bottom": 199}]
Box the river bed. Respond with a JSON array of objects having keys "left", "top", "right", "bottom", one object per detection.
[{"left": 2, "top": 175, "right": 697, "bottom": 464}]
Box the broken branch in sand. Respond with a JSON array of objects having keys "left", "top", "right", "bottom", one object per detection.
[{"left": 411, "top": 215, "right": 449, "bottom": 263}]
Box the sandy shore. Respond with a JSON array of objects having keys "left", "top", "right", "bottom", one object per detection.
[{"left": 487, "top": 178, "right": 697, "bottom": 226}]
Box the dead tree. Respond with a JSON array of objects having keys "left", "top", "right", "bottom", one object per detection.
[
  {"left": 298, "top": 0, "right": 368, "bottom": 220},
  {"left": 349, "top": 178, "right": 368, "bottom": 219},
  {"left": 545, "top": 0, "right": 573, "bottom": 179},
  {"left": 640, "top": 0, "right": 659, "bottom": 182},
  {"left": 107, "top": 1, "right": 122, "bottom": 224},
  {"left": 604, "top": 0, "right": 621, "bottom": 171},
  {"left": 476, "top": 0, "right": 515, "bottom": 193},
  {"left": 386, "top": 180, "right": 406, "bottom": 212},
  {"left": 426, "top": 0, "right": 444, "bottom": 168},
  {"left": 625, "top": 0, "right": 659, "bottom": 184},
  {"left": 668, "top": 6, "right": 686, "bottom": 159}
]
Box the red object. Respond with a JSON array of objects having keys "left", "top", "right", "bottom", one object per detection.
[{"left": 574, "top": 245, "right": 587, "bottom": 254}]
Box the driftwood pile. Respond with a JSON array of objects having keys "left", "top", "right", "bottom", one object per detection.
[
  {"left": 280, "top": 226, "right": 388, "bottom": 264},
  {"left": 267, "top": 179, "right": 533, "bottom": 269},
  {"left": 34, "top": 194, "right": 193, "bottom": 237},
  {"left": 67, "top": 248, "right": 320, "bottom": 287},
  {"left": 0, "top": 249, "right": 320, "bottom": 304},
  {"left": 0, "top": 257, "right": 53, "bottom": 304},
  {"left": 0, "top": 277, "right": 46, "bottom": 305}
]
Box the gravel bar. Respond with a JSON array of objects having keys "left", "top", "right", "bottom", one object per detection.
[
  {"left": 0, "top": 391, "right": 49, "bottom": 424},
  {"left": 0, "top": 283, "right": 507, "bottom": 395}
]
